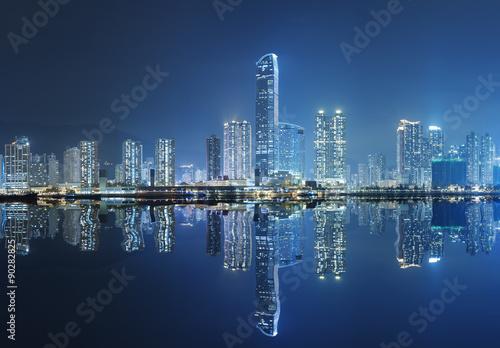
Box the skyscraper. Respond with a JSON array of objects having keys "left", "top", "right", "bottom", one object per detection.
[
  {"left": 314, "top": 110, "right": 347, "bottom": 186},
  {"left": 397, "top": 120, "right": 422, "bottom": 186},
  {"left": 80, "top": 141, "right": 98, "bottom": 188},
  {"left": 255, "top": 53, "right": 279, "bottom": 178},
  {"left": 429, "top": 126, "right": 444, "bottom": 160},
  {"left": 155, "top": 139, "right": 175, "bottom": 186},
  {"left": 278, "top": 122, "right": 305, "bottom": 179},
  {"left": 480, "top": 134, "right": 494, "bottom": 185},
  {"left": 223, "top": 121, "right": 252, "bottom": 179},
  {"left": 4, "top": 136, "right": 30, "bottom": 191},
  {"left": 206, "top": 134, "right": 221, "bottom": 180},
  {"left": 466, "top": 132, "right": 480, "bottom": 185},
  {"left": 122, "top": 140, "right": 143, "bottom": 186},
  {"left": 63, "top": 147, "right": 81, "bottom": 185},
  {"left": 368, "top": 153, "right": 387, "bottom": 186}
]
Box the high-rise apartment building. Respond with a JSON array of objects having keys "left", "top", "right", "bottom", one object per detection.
[
  {"left": 256, "top": 53, "right": 279, "bottom": 177},
  {"left": 122, "top": 140, "right": 142, "bottom": 186},
  {"left": 480, "top": 134, "right": 494, "bottom": 185},
  {"left": 4, "top": 136, "right": 30, "bottom": 191},
  {"left": 396, "top": 120, "right": 422, "bottom": 186},
  {"left": 80, "top": 141, "right": 98, "bottom": 188},
  {"left": 155, "top": 139, "right": 175, "bottom": 186},
  {"left": 223, "top": 121, "right": 252, "bottom": 179},
  {"left": 429, "top": 126, "right": 444, "bottom": 160},
  {"left": 314, "top": 110, "right": 346, "bottom": 186},
  {"left": 466, "top": 132, "right": 480, "bottom": 185}
]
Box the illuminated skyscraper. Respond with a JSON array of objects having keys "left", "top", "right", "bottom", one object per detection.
[
  {"left": 63, "top": 147, "right": 81, "bottom": 185},
  {"left": 155, "top": 139, "right": 175, "bottom": 186},
  {"left": 466, "top": 132, "right": 480, "bottom": 185},
  {"left": 122, "top": 140, "right": 142, "bottom": 186},
  {"left": 206, "top": 134, "right": 221, "bottom": 180},
  {"left": 278, "top": 123, "right": 305, "bottom": 179},
  {"left": 80, "top": 141, "right": 98, "bottom": 188},
  {"left": 223, "top": 121, "right": 252, "bottom": 179},
  {"left": 314, "top": 110, "right": 347, "bottom": 186},
  {"left": 179, "top": 164, "right": 194, "bottom": 184},
  {"left": 4, "top": 136, "right": 30, "bottom": 191},
  {"left": 368, "top": 153, "right": 387, "bottom": 186},
  {"left": 256, "top": 53, "right": 279, "bottom": 178},
  {"left": 0, "top": 154, "right": 3, "bottom": 189},
  {"left": 429, "top": 126, "right": 444, "bottom": 159},
  {"left": 397, "top": 120, "right": 422, "bottom": 186},
  {"left": 480, "top": 134, "right": 494, "bottom": 185}
]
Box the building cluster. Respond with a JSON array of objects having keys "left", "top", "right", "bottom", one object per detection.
[
  {"left": 3, "top": 54, "right": 500, "bottom": 192},
  {"left": 349, "top": 122, "right": 499, "bottom": 189}
]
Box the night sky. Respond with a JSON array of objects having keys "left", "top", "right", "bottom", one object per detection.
[{"left": 1, "top": 0, "right": 499, "bottom": 176}]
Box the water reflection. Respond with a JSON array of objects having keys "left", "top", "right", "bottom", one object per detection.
[{"left": 1, "top": 199, "right": 499, "bottom": 339}]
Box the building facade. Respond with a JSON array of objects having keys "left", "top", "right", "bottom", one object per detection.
[
  {"left": 4, "top": 136, "right": 30, "bottom": 191},
  {"left": 63, "top": 147, "right": 81, "bottom": 185},
  {"left": 397, "top": 120, "right": 422, "bottom": 186},
  {"left": 206, "top": 134, "right": 221, "bottom": 180},
  {"left": 122, "top": 140, "right": 143, "bottom": 186},
  {"left": 223, "top": 121, "right": 252, "bottom": 179},
  {"left": 255, "top": 53, "right": 279, "bottom": 178},
  {"left": 314, "top": 110, "right": 346, "bottom": 186},
  {"left": 155, "top": 139, "right": 175, "bottom": 186},
  {"left": 80, "top": 141, "right": 98, "bottom": 188},
  {"left": 278, "top": 122, "right": 305, "bottom": 179}
]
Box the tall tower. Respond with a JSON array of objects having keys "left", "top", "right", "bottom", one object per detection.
[
  {"left": 80, "top": 141, "right": 98, "bottom": 188},
  {"left": 396, "top": 120, "right": 423, "bottom": 186},
  {"left": 4, "top": 136, "right": 30, "bottom": 191},
  {"left": 155, "top": 139, "right": 175, "bottom": 186},
  {"left": 278, "top": 123, "right": 305, "bottom": 179},
  {"left": 122, "top": 140, "right": 143, "bottom": 186},
  {"left": 223, "top": 121, "right": 252, "bottom": 179},
  {"left": 314, "top": 110, "right": 347, "bottom": 186},
  {"left": 206, "top": 134, "right": 221, "bottom": 180},
  {"left": 256, "top": 53, "right": 279, "bottom": 178},
  {"left": 466, "top": 132, "right": 480, "bottom": 185}
]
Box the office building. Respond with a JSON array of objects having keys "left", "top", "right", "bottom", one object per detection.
[
  {"left": 278, "top": 122, "right": 305, "bottom": 179},
  {"left": 155, "top": 139, "right": 175, "bottom": 186},
  {"left": 431, "top": 159, "right": 467, "bottom": 188},
  {"left": 314, "top": 110, "right": 347, "bottom": 186},
  {"left": 255, "top": 53, "right": 279, "bottom": 177},
  {"left": 47, "top": 153, "right": 59, "bottom": 186}
]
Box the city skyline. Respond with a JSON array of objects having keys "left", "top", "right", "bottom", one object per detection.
[{"left": 1, "top": 1, "right": 499, "bottom": 174}]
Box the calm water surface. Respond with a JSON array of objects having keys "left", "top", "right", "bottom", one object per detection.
[{"left": 1, "top": 199, "right": 499, "bottom": 348}]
